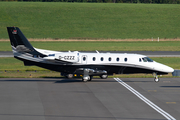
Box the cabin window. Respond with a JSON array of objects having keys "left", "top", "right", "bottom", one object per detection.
[
  {"left": 139, "top": 58, "right": 142, "bottom": 62},
  {"left": 108, "top": 57, "right": 112, "bottom": 61},
  {"left": 116, "top": 57, "right": 119, "bottom": 62},
  {"left": 48, "top": 54, "right": 55, "bottom": 56},
  {"left": 100, "top": 57, "right": 104, "bottom": 61},
  {"left": 83, "top": 57, "right": 86, "bottom": 61},
  {"left": 124, "top": 58, "right": 127, "bottom": 62},
  {"left": 93, "top": 57, "right": 96, "bottom": 61}
]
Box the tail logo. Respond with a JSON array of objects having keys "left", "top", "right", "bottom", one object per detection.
[{"left": 12, "top": 30, "right": 17, "bottom": 34}]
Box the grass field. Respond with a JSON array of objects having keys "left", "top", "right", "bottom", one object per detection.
[
  {"left": 1, "top": 41, "right": 180, "bottom": 51},
  {"left": 0, "top": 2, "right": 180, "bottom": 39}
]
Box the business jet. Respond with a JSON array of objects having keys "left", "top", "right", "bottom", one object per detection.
[{"left": 7, "top": 27, "right": 174, "bottom": 82}]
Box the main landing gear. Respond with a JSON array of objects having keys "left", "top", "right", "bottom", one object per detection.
[
  {"left": 82, "top": 74, "right": 108, "bottom": 82},
  {"left": 100, "top": 74, "right": 108, "bottom": 79},
  {"left": 153, "top": 72, "right": 159, "bottom": 82},
  {"left": 82, "top": 76, "right": 93, "bottom": 82},
  {"left": 61, "top": 69, "right": 108, "bottom": 82},
  {"left": 81, "top": 68, "right": 108, "bottom": 82},
  {"left": 66, "top": 74, "right": 73, "bottom": 79}
]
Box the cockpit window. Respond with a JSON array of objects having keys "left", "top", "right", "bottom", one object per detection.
[
  {"left": 142, "top": 57, "right": 153, "bottom": 62},
  {"left": 142, "top": 58, "right": 147, "bottom": 62}
]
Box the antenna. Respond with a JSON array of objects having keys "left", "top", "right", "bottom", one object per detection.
[{"left": 96, "top": 50, "right": 99, "bottom": 53}]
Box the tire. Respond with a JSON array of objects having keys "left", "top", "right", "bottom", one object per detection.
[
  {"left": 82, "top": 78, "right": 87, "bottom": 82},
  {"left": 88, "top": 76, "right": 93, "bottom": 81},
  {"left": 154, "top": 78, "right": 159, "bottom": 82},
  {"left": 100, "top": 74, "right": 108, "bottom": 79},
  {"left": 67, "top": 74, "right": 73, "bottom": 79}
]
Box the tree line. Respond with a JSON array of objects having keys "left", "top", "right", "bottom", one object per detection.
[{"left": 2, "top": 0, "right": 180, "bottom": 3}]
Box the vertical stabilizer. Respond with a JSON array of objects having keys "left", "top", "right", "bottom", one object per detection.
[{"left": 7, "top": 27, "right": 46, "bottom": 57}]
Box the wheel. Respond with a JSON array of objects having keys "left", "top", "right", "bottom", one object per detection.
[
  {"left": 88, "top": 76, "right": 93, "bottom": 81},
  {"left": 67, "top": 74, "right": 73, "bottom": 79},
  {"left": 82, "top": 78, "right": 87, "bottom": 82},
  {"left": 100, "top": 74, "right": 108, "bottom": 79},
  {"left": 154, "top": 77, "right": 159, "bottom": 82}
]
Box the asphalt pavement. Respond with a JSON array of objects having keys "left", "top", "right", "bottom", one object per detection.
[{"left": 0, "top": 77, "right": 179, "bottom": 120}]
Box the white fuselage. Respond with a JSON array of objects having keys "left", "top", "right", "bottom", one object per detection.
[{"left": 36, "top": 48, "right": 174, "bottom": 74}]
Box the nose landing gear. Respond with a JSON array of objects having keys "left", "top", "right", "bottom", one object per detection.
[
  {"left": 153, "top": 72, "right": 159, "bottom": 82},
  {"left": 154, "top": 76, "right": 159, "bottom": 82}
]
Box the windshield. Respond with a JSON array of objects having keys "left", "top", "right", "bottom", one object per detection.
[{"left": 142, "top": 57, "right": 153, "bottom": 62}]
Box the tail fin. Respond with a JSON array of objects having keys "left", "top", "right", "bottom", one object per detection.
[{"left": 7, "top": 27, "right": 46, "bottom": 57}]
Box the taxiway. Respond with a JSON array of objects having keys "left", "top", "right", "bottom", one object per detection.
[{"left": 0, "top": 77, "right": 179, "bottom": 120}]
